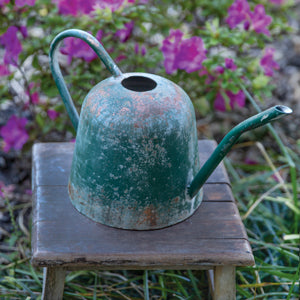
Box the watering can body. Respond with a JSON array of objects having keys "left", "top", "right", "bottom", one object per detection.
[
  {"left": 49, "top": 29, "right": 292, "bottom": 230},
  {"left": 69, "top": 73, "right": 201, "bottom": 229}
]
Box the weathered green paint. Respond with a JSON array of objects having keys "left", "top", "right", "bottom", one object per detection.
[
  {"left": 188, "top": 105, "right": 293, "bottom": 198},
  {"left": 49, "top": 29, "right": 292, "bottom": 230},
  {"left": 49, "top": 29, "right": 122, "bottom": 131},
  {"left": 67, "top": 72, "right": 201, "bottom": 229}
]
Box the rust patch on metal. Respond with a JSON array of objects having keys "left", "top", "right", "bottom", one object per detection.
[
  {"left": 138, "top": 205, "right": 158, "bottom": 227},
  {"left": 173, "top": 196, "right": 180, "bottom": 203}
]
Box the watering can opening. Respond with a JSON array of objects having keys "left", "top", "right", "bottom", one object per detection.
[
  {"left": 275, "top": 105, "right": 293, "bottom": 114},
  {"left": 121, "top": 75, "right": 157, "bottom": 92}
]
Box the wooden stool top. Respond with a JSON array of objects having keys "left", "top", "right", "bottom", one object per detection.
[{"left": 31, "top": 140, "right": 254, "bottom": 270}]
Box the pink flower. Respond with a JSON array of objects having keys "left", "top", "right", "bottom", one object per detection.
[
  {"left": 225, "top": 58, "right": 237, "bottom": 70},
  {"left": 47, "top": 109, "right": 60, "bottom": 120},
  {"left": 249, "top": 5, "right": 272, "bottom": 36},
  {"left": 226, "top": 0, "right": 272, "bottom": 36},
  {"left": 15, "top": 0, "right": 36, "bottom": 7},
  {"left": 214, "top": 90, "right": 245, "bottom": 111},
  {"left": 226, "top": 0, "right": 251, "bottom": 29},
  {"left": 19, "top": 26, "right": 28, "bottom": 38},
  {"left": 269, "top": 0, "right": 284, "bottom": 5},
  {"left": 176, "top": 37, "right": 207, "bottom": 73},
  {"left": 161, "top": 29, "right": 206, "bottom": 74},
  {"left": 161, "top": 29, "right": 184, "bottom": 74},
  {"left": 0, "top": 0, "right": 9, "bottom": 6},
  {"left": 0, "top": 64, "right": 10, "bottom": 76},
  {"left": 26, "top": 83, "right": 40, "bottom": 105},
  {"left": 215, "top": 66, "right": 225, "bottom": 74},
  {"left": 0, "top": 181, "right": 15, "bottom": 198},
  {"left": 115, "top": 21, "right": 134, "bottom": 42},
  {"left": 115, "top": 55, "right": 127, "bottom": 62},
  {"left": 260, "top": 48, "right": 279, "bottom": 76},
  {"left": 53, "top": 0, "right": 95, "bottom": 16},
  {"left": 60, "top": 30, "right": 103, "bottom": 64},
  {"left": 128, "top": 0, "right": 148, "bottom": 3},
  {"left": 0, "top": 115, "right": 29, "bottom": 152},
  {"left": 0, "top": 26, "right": 23, "bottom": 67},
  {"left": 134, "top": 43, "right": 146, "bottom": 56}
]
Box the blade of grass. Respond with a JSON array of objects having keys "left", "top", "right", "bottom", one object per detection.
[
  {"left": 158, "top": 274, "right": 167, "bottom": 300},
  {"left": 239, "top": 84, "right": 299, "bottom": 234},
  {"left": 243, "top": 182, "right": 283, "bottom": 219},
  {"left": 187, "top": 270, "right": 202, "bottom": 299},
  {"left": 287, "top": 258, "right": 300, "bottom": 300},
  {"left": 249, "top": 238, "right": 299, "bottom": 261}
]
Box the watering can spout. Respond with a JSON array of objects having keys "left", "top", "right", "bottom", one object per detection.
[{"left": 188, "top": 105, "right": 293, "bottom": 199}]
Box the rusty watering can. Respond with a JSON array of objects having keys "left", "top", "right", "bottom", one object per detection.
[{"left": 49, "top": 29, "right": 292, "bottom": 230}]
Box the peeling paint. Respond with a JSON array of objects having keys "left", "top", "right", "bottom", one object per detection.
[{"left": 68, "top": 72, "right": 202, "bottom": 230}]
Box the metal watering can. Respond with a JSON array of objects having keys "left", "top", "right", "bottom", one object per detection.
[{"left": 49, "top": 29, "right": 292, "bottom": 230}]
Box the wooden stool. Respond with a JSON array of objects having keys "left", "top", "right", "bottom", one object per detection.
[{"left": 31, "top": 140, "right": 254, "bottom": 300}]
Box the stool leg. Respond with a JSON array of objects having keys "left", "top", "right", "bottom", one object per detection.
[
  {"left": 42, "top": 267, "right": 66, "bottom": 300},
  {"left": 213, "top": 266, "right": 236, "bottom": 300}
]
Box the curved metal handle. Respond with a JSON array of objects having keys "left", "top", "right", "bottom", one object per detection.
[{"left": 49, "top": 29, "right": 122, "bottom": 131}]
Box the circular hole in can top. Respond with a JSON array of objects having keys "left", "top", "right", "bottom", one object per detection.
[{"left": 121, "top": 76, "right": 157, "bottom": 92}]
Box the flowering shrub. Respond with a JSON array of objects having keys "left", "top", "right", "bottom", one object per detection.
[{"left": 0, "top": 0, "right": 294, "bottom": 152}]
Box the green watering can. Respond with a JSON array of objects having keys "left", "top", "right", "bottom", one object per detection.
[{"left": 49, "top": 29, "right": 292, "bottom": 230}]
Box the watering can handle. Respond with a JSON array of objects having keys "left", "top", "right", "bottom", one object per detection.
[{"left": 49, "top": 29, "right": 122, "bottom": 131}]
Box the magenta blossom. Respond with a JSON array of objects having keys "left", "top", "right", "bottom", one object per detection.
[
  {"left": 0, "top": 115, "right": 29, "bottom": 152},
  {"left": 115, "top": 21, "right": 134, "bottom": 42},
  {"left": 0, "top": 26, "right": 23, "bottom": 67},
  {"left": 128, "top": 0, "right": 148, "bottom": 3},
  {"left": 226, "top": 0, "right": 251, "bottom": 29},
  {"left": 47, "top": 109, "right": 60, "bottom": 120},
  {"left": 0, "top": 64, "right": 10, "bottom": 76},
  {"left": 215, "top": 66, "right": 225, "bottom": 74},
  {"left": 27, "top": 83, "right": 40, "bottom": 104},
  {"left": 226, "top": 0, "right": 272, "bottom": 36},
  {"left": 61, "top": 30, "right": 103, "bottom": 64},
  {"left": 134, "top": 43, "right": 146, "bottom": 56},
  {"left": 214, "top": 90, "right": 245, "bottom": 111},
  {"left": 52, "top": 0, "right": 95, "bottom": 16},
  {"left": 161, "top": 29, "right": 206, "bottom": 74},
  {"left": 225, "top": 58, "right": 237, "bottom": 70},
  {"left": 0, "top": 181, "right": 15, "bottom": 198},
  {"left": 249, "top": 5, "right": 272, "bottom": 36},
  {"left": 269, "top": 0, "right": 284, "bottom": 5},
  {"left": 260, "top": 48, "right": 279, "bottom": 76},
  {"left": 0, "top": 0, "right": 9, "bottom": 6},
  {"left": 15, "top": 0, "right": 36, "bottom": 7}
]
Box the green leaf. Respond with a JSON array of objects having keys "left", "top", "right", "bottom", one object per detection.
[{"left": 252, "top": 74, "right": 270, "bottom": 89}]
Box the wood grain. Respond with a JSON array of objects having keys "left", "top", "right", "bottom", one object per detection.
[{"left": 31, "top": 140, "right": 254, "bottom": 270}]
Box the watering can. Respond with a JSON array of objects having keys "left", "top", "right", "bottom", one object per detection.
[{"left": 49, "top": 29, "right": 292, "bottom": 230}]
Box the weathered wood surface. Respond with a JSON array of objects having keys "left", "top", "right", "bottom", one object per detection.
[
  {"left": 31, "top": 141, "right": 254, "bottom": 269},
  {"left": 213, "top": 266, "right": 236, "bottom": 300},
  {"left": 42, "top": 267, "right": 66, "bottom": 300}
]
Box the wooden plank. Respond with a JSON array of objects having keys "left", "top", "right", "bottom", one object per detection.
[
  {"left": 32, "top": 143, "right": 73, "bottom": 188},
  {"left": 32, "top": 238, "right": 253, "bottom": 269},
  {"left": 203, "top": 184, "right": 234, "bottom": 202},
  {"left": 31, "top": 185, "right": 254, "bottom": 268},
  {"left": 32, "top": 186, "right": 246, "bottom": 239}
]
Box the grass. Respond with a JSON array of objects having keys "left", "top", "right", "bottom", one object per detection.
[{"left": 0, "top": 102, "right": 299, "bottom": 299}]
